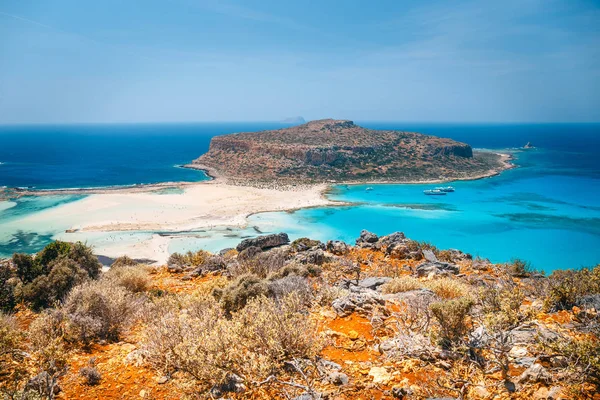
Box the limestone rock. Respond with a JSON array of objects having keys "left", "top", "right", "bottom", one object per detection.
[
  {"left": 236, "top": 232, "right": 290, "bottom": 252},
  {"left": 415, "top": 261, "right": 459, "bottom": 277}
]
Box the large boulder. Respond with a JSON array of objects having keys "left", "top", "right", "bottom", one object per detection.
[
  {"left": 236, "top": 233, "right": 290, "bottom": 252},
  {"left": 415, "top": 261, "right": 459, "bottom": 277},
  {"left": 294, "top": 248, "right": 327, "bottom": 265},
  {"left": 379, "top": 232, "right": 406, "bottom": 246},
  {"left": 355, "top": 230, "right": 379, "bottom": 248},
  {"left": 326, "top": 240, "right": 349, "bottom": 255}
]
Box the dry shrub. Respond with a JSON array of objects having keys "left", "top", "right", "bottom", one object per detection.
[
  {"left": 430, "top": 297, "right": 474, "bottom": 347},
  {"left": 230, "top": 248, "right": 289, "bottom": 279},
  {"left": 110, "top": 256, "right": 138, "bottom": 268},
  {"left": 104, "top": 264, "right": 151, "bottom": 293},
  {"left": 544, "top": 266, "right": 600, "bottom": 312},
  {"left": 142, "top": 293, "right": 321, "bottom": 390},
  {"left": 214, "top": 273, "right": 269, "bottom": 314},
  {"left": 477, "top": 282, "right": 527, "bottom": 330},
  {"left": 424, "top": 278, "right": 469, "bottom": 300},
  {"left": 27, "top": 311, "right": 70, "bottom": 399},
  {"left": 79, "top": 358, "right": 101, "bottom": 386},
  {"left": 541, "top": 334, "right": 600, "bottom": 387},
  {"left": 381, "top": 276, "right": 422, "bottom": 294},
  {"left": 0, "top": 312, "right": 24, "bottom": 378},
  {"left": 63, "top": 281, "right": 143, "bottom": 346},
  {"left": 168, "top": 250, "right": 210, "bottom": 268}
]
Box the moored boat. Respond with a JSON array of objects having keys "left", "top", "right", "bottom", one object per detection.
[{"left": 434, "top": 186, "right": 455, "bottom": 192}]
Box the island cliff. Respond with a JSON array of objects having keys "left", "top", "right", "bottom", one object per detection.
[{"left": 189, "top": 119, "right": 509, "bottom": 184}]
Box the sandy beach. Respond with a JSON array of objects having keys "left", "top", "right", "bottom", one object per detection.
[{"left": 12, "top": 182, "right": 336, "bottom": 264}]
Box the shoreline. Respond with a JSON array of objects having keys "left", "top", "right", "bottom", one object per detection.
[
  {"left": 0, "top": 150, "right": 516, "bottom": 263},
  {"left": 3, "top": 150, "right": 515, "bottom": 198}
]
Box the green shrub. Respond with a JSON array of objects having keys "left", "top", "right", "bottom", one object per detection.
[
  {"left": 430, "top": 297, "right": 474, "bottom": 347},
  {"left": 424, "top": 278, "right": 469, "bottom": 300},
  {"left": 68, "top": 242, "right": 101, "bottom": 279},
  {"left": 167, "top": 250, "right": 210, "bottom": 268},
  {"left": 477, "top": 283, "right": 526, "bottom": 330},
  {"left": 36, "top": 241, "right": 72, "bottom": 271},
  {"left": 504, "top": 258, "right": 534, "bottom": 277},
  {"left": 0, "top": 264, "right": 16, "bottom": 312},
  {"left": 19, "top": 257, "right": 88, "bottom": 310},
  {"left": 12, "top": 253, "right": 41, "bottom": 283}
]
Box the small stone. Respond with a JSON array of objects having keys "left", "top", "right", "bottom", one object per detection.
[
  {"left": 139, "top": 389, "right": 146, "bottom": 398},
  {"left": 327, "top": 372, "right": 349, "bottom": 386},
  {"left": 348, "top": 330, "right": 360, "bottom": 340},
  {"left": 369, "top": 366, "right": 391, "bottom": 384},
  {"left": 156, "top": 376, "right": 169, "bottom": 384}
]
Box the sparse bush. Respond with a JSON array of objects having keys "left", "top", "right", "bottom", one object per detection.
[
  {"left": 424, "top": 277, "right": 469, "bottom": 299},
  {"left": 231, "top": 248, "right": 289, "bottom": 278},
  {"left": 110, "top": 256, "right": 138, "bottom": 268},
  {"left": 544, "top": 266, "right": 600, "bottom": 312},
  {"left": 291, "top": 237, "right": 321, "bottom": 251},
  {"left": 63, "top": 280, "right": 142, "bottom": 345},
  {"left": 477, "top": 282, "right": 527, "bottom": 330},
  {"left": 79, "top": 358, "right": 101, "bottom": 386},
  {"left": 104, "top": 265, "right": 151, "bottom": 293},
  {"left": 214, "top": 273, "right": 269, "bottom": 314},
  {"left": 430, "top": 297, "right": 474, "bottom": 347},
  {"left": 0, "top": 312, "right": 24, "bottom": 375},
  {"left": 167, "top": 250, "right": 210, "bottom": 268},
  {"left": 504, "top": 258, "right": 533, "bottom": 277},
  {"left": 267, "top": 275, "right": 312, "bottom": 305},
  {"left": 143, "top": 293, "right": 321, "bottom": 389},
  {"left": 541, "top": 334, "right": 600, "bottom": 385},
  {"left": 19, "top": 257, "right": 89, "bottom": 310},
  {"left": 381, "top": 276, "right": 422, "bottom": 294}
]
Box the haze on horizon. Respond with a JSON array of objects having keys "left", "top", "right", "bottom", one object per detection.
[{"left": 0, "top": 0, "right": 599, "bottom": 124}]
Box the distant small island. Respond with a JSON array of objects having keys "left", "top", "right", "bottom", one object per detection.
[
  {"left": 188, "top": 119, "right": 513, "bottom": 185},
  {"left": 281, "top": 116, "right": 306, "bottom": 124}
]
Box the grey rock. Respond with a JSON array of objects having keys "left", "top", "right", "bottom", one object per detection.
[
  {"left": 327, "top": 371, "right": 349, "bottom": 386},
  {"left": 319, "top": 359, "right": 342, "bottom": 371},
  {"left": 579, "top": 294, "right": 600, "bottom": 310},
  {"left": 295, "top": 248, "right": 327, "bottom": 265},
  {"left": 236, "top": 232, "right": 289, "bottom": 252},
  {"left": 356, "top": 229, "right": 379, "bottom": 246},
  {"left": 332, "top": 291, "right": 384, "bottom": 317},
  {"left": 237, "top": 246, "right": 262, "bottom": 261},
  {"left": 326, "top": 240, "right": 349, "bottom": 255},
  {"left": 518, "top": 363, "right": 552, "bottom": 384},
  {"left": 392, "top": 386, "right": 412, "bottom": 398},
  {"left": 510, "top": 323, "right": 559, "bottom": 345},
  {"left": 379, "top": 231, "right": 406, "bottom": 246},
  {"left": 513, "top": 357, "right": 536, "bottom": 368},
  {"left": 167, "top": 264, "right": 183, "bottom": 273},
  {"left": 422, "top": 249, "right": 438, "bottom": 262},
  {"left": 469, "top": 326, "right": 491, "bottom": 348},
  {"left": 218, "top": 247, "right": 235, "bottom": 256},
  {"left": 356, "top": 277, "right": 392, "bottom": 291},
  {"left": 415, "top": 261, "right": 459, "bottom": 277}
]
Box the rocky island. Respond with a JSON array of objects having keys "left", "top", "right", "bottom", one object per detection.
[{"left": 189, "top": 119, "right": 511, "bottom": 185}]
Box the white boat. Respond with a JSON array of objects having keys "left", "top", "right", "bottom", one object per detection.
[
  {"left": 434, "top": 186, "right": 455, "bottom": 192},
  {"left": 424, "top": 189, "right": 447, "bottom": 195},
  {"left": 365, "top": 187, "right": 373, "bottom": 191}
]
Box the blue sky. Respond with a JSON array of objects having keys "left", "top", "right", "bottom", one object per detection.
[{"left": 0, "top": 0, "right": 599, "bottom": 123}]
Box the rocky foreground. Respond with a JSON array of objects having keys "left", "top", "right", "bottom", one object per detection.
[
  {"left": 1, "top": 232, "right": 599, "bottom": 399},
  {"left": 190, "top": 119, "right": 509, "bottom": 185}
]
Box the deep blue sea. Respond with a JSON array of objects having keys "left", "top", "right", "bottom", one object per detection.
[{"left": 1, "top": 122, "right": 599, "bottom": 271}]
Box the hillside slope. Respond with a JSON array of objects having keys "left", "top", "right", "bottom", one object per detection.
[{"left": 190, "top": 119, "right": 508, "bottom": 184}]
